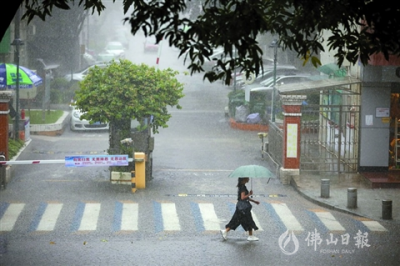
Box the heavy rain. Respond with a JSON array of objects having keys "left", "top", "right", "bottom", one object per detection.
[{"left": 0, "top": 1, "right": 400, "bottom": 265}]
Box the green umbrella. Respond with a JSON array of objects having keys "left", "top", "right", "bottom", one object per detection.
[
  {"left": 229, "top": 164, "right": 274, "bottom": 190},
  {"left": 229, "top": 164, "right": 273, "bottom": 178}
]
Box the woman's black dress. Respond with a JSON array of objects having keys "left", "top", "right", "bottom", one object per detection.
[{"left": 225, "top": 184, "right": 259, "bottom": 231}]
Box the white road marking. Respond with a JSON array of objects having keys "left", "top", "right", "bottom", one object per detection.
[
  {"left": 198, "top": 203, "right": 221, "bottom": 230},
  {"left": 272, "top": 203, "right": 304, "bottom": 231},
  {"left": 0, "top": 203, "right": 25, "bottom": 231},
  {"left": 37, "top": 203, "right": 63, "bottom": 231},
  {"left": 121, "top": 203, "right": 139, "bottom": 231},
  {"left": 250, "top": 210, "right": 264, "bottom": 231},
  {"left": 161, "top": 203, "right": 180, "bottom": 231},
  {"left": 362, "top": 221, "right": 387, "bottom": 232},
  {"left": 314, "top": 211, "right": 345, "bottom": 232},
  {"left": 79, "top": 203, "right": 100, "bottom": 231}
]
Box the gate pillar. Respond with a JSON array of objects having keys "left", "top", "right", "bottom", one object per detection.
[
  {"left": 0, "top": 91, "right": 13, "bottom": 160},
  {"left": 279, "top": 95, "right": 306, "bottom": 184}
]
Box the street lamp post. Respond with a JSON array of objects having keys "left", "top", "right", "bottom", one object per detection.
[
  {"left": 11, "top": 7, "right": 23, "bottom": 139},
  {"left": 11, "top": 39, "right": 23, "bottom": 139},
  {"left": 269, "top": 39, "right": 279, "bottom": 123}
]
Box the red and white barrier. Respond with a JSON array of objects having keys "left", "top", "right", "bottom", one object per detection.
[
  {"left": 0, "top": 158, "right": 134, "bottom": 165},
  {"left": 156, "top": 38, "right": 163, "bottom": 69}
]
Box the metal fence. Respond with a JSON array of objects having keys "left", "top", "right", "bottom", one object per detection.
[
  {"left": 266, "top": 121, "right": 283, "bottom": 173},
  {"left": 300, "top": 104, "right": 360, "bottom": 173}
]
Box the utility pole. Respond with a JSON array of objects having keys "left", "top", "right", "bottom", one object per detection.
[{"left": 269, "top": 39, "right": 278, "bottom": 123}]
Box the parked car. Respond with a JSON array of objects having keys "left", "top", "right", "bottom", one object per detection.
[
  {"left": 236, "top": 65, "right": 298, "bottom": 87},
  {"left": 96, "top": 52, "right": 117, "bottom": 62},
  {"left": 64, "top": 63, "right": 108, "bottom": 82},
  {"left": 70, "top": 104, "right": 145, "bottom": 132},
  {"left": 104, "top": 41, "right": 125, "bottom": 59},
  {"left": 82, "top": 52, "right": 96, "bottom": 65},
  {"left": 241, "top": 73, "right": 319, "bottom": 92},
  {"left": 248, "top": 74, "right": 327, "bottom": 94},
  {"left": 143, "top": 37, "right": 159, "bottom": 53},
  {"left": 70, "top": 105, "right": 109, "bottom": 131}
]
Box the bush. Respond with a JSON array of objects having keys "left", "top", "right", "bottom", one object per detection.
[
  {"left": 50, "top": 78, "right": 78, "bottom": 104},
  {"left": 32, "top": 78, "right": 79, "bottom": 105},
  {"left": 8, "top": 139, "right": 24, "bottom": 159},
  {"left": 228, "top": 90, "right": 246, "bottom": 117}
]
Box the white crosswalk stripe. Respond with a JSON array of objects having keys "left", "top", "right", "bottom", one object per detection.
[
  {"left": 361, "top": 220, "right": 387, "bottom": 232},
  {"left": 121, "top": 202, "right": 139, "bottom": 231},
  {"left": 198, "top": 203, "right": 221, "bottom": 231},
  {"left": 0, "top": 203, "right": 25, "bottom": 231},
  {"left": 79, "top": 203, "right": 100, "bottom": 231},
  {"left": 313, "top": 211, "right": 345, "bottom": 232},
  {"left": 0, "top": 201, "right": 388, "bottom": 234},
  {"left": 250, "top": 211, "right": 263, "bottom": 231},
  {"left": 161, "top": 203, "right": 180, "bottom": 231},
  {"left": 37, "top": 203, "right": 63, "bottom": 231},
  {"left": 271, "top": 203, "right": 304, "bottom": 232}
]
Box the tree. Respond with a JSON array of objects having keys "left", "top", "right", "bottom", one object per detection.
[
  {"left": 74, "top": 59, "right": 184, "bottom": 170},
  {"left": 2, "top": 0, "right": 400, "bottom": 85}
]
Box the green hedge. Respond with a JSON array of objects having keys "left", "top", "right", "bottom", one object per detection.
[{"left": 8, "top": 139, "right": 24, "bottom": 159}]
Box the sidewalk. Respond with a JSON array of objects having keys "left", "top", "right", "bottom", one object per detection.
[{"left": 291, "top": 172, "right": 400, "bottom": 222}]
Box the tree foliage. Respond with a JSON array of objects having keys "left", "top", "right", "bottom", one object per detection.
[
  {"left": 2, "top": 0, "right": 400, "bottom": 85},
  {"left": 74, "top": 60, "right": 184, "bottom": 159},
  {"left": 75, "top": 60, "right": 184, "bottom": 134}
]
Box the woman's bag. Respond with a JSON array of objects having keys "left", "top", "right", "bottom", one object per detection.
[{"left": 236, "top": 200, "right": 252, "bottom": 214}]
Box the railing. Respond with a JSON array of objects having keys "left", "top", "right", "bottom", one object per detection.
[
  {"left": 300, "top": 104, "right": 359, "bottom": 173},
  {"left": 266, "top": 121, "right": 283, "bottom": 172}
]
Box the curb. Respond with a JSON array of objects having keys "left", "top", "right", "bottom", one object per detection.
[
  {"left": 289, "top": 176, "right": 366, "bottom": 218},
  {"left": 29, "top": 110, "right": 70, "bottom": 136},
  {"left": 6, "top": 139, "right": 32, "bottom": 184}
]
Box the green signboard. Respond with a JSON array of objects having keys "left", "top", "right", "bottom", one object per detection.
[{"left": 0, "top": 28, "right": 11, "bottom": 54}]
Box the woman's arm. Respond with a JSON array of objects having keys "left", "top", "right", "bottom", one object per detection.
[
  {"left": 240, "top": 190, "right": 253, "bottom": 200},
  {"left": 249, "top": 198, "right": 260, "bottom": 205},
  {"left": 241, "top": 191, "right": 260, "bottom": 205}
]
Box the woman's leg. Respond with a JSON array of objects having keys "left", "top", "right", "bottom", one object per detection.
[
  {"left": 221, "top": 211, "right": 241, "bottom": 240},
  {"left": 242, "top": 211, "right": 259, "bottom": 241},
  {"left": 225, "top": 211, "right": 241, "bottom": 231}
]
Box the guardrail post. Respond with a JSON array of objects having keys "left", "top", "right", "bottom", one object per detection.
[
  {"left": 134, "top": 152, "right": 146, "bottom": 189},
  {"left": 131, "top": 171, "right": 136, "bottom": 193},
  {"left": 347, "top": 188, "right": 357, "bottom": 208},
  {"left": 320, "top": 179, "right": 330, "bottom": 198},
  {"left": 258, "top": 132, "right": 268, "bottom": 158},
  {"left": 382, "top": 200, "right": 392, "bottom": 220}
]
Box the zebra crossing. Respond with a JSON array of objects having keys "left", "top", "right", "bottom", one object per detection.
[{"left": 0, "top": 201, "right": 388, "bottom": 234}]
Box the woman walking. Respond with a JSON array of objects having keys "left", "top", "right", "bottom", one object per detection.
[{"left": 220, "top": 177, "right": 260, "bottom": 241}]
